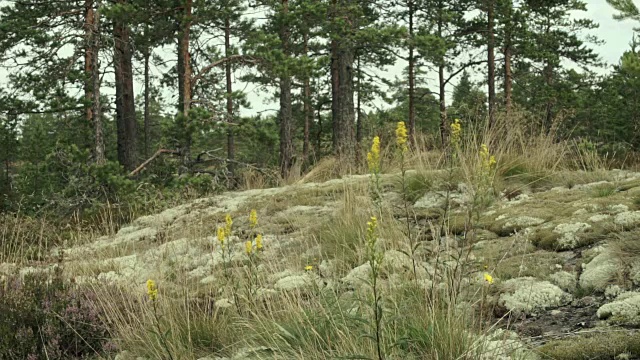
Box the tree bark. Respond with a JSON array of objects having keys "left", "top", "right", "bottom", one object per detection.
[
  {"left": 487, "top": 0, "right": 496, "bottom": 128},
  {"left": 437, "top": 3, "right": 447, "bottom": 145},
  {"left": 408, "top": 0, "right": 416, "bottom": 141},
  {"left": 224, "top": 16, "right": 236, "bottom": 183},
  {"left": 503, "top": 1, "right": 513, "bottom": 113},
  {"left": 355, "top": 54, "right": 362, "bottom": 152},
  {"left": 143, "top": 46, "right": 151, "bottom": 159},
  {"left": 302, "top": 29, "right": 312, "bottom": 167},
  {"left": 439, "top": 64, "right": 447, "bottom": 145},
  {"left": 279, "top": 0, "right": 294, "bottom": 178},
  {"left": 177, "top": 0, "right": 192, "bottom": 163},
  {"left": 544, "top": 20, "right": 554, "bottom": 126},
  {"left": 331, "top": 0, "right": 355, "bottom": 160},
  {"left": 84, "top": 0, "right": 105, "bottom": 165},
  {"left": 544, "top": 60, "right": 554, "bottom": 126},
  {"left": 114, "top": 0, "right": 138, "bottom": 172},
  {"left": 504, "top": 41, "right": 512, "bottom": 112},
  {"left": 316, "top": 102, "right": 323, "bottom": 160}
]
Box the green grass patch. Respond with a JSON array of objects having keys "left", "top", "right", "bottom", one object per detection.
[{"left": 537, "top": 331, "right": 640, "bottom": 359}]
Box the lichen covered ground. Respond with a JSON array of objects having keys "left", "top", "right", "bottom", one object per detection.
[{"left": 7, "top": 169, "right": 640, "bottom": 358}]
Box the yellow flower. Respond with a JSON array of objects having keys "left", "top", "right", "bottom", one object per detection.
[
  {"left": 450, "top": 119, "right": 462, "bottom": 145},
  {"left": 483, "top": 272, "right": 494, "bottom": 284},
  {"left": 249, "top": 209, "right": 258, "bottom": 228},
  {"left": 245, "top": 240, "right": 253, "bottom": 255},
  {"left": 395, "top": 121, "right": 408, "bottom": 153},
  {"left": 367, "top": 216, "right": 378, "bottom": 238},
  {"left": 305, "top": 265, "right": 313, "bottom": 271},
  {"left": 217, "top": 226, "right": 226, "bottom": 246},
  {"left": 366, "top": 216, "right": 378, "bottom": 249},
  {"left": 146, "top": 279, "right": 158, "bottom": 301},
  {"left": 225, "top": 214, "right": 233, "bottom": 235},
  {"left": 479, "top": 144, "right": 496, "bottom": 171},
  {"left": 367, "top": 136, "right": 381, "bottom": 174},
  {"left": 255, "top": 233, "right": 263, "bottom": 251}
]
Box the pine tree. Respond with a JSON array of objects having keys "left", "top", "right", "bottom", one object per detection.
[{"left": 520, "top": 0, "right": 601, "bottom": 125}]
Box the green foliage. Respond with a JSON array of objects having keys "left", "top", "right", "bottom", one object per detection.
[
  {"left": 14, "top": 144, "right": 135, "bottom": 217},
  {"left": 401, "top": 172, "right": 434, "bottom": 203},
  {"left": 450, "top": 71, "right": 487, "bottom": 123}
]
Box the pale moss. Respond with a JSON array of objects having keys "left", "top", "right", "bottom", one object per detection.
[
  {"left": 552, "top": 222, "right": 591, "bottom": 250},
  {"left": 614, "top": 211, "right": 640, "bottom": 228},
  {"left": 580, "top": 248, "right": 620, "bottom": 291},
  {"left": 274, "top": 274, "right": 318, "bottom": 291},
  {"left": 499, "top": 277, "right": 572, "bottom": 315},
  {"left": 342, "top": 263, "right": 372, "bottom": 289},
  {"left": 549, "top": 271, "right": 577, "bottom": 293},
  {"left": 588, "top": 214, "right": 611, "bottom": 222},
  {"left": 597, "top": 292, "right": 640, "bottom": 326},
  {"left": 503, "top": 216, "right": 546, "bottom": 230},
  {"left": 474, "top": 329, "right": 539, "bottom": 360}
]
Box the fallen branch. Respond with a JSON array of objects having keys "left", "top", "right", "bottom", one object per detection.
[{"left": 129, "top": 148, "right": 181, "bottom": 177}]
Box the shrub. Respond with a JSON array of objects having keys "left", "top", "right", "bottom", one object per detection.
[{"left": 0, "top": 267, "right": 115, "bottom": 359}]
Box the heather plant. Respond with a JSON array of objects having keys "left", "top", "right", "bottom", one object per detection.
[{"left": 0, "top": 266, "right": 115, "bottom": 359}]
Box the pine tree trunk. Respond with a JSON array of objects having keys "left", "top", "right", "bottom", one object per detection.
[
  {"left": 408, "top": 0, "right": 416, "bottom": 141},
  {"left": 84, "top": 0, "right": 105, "bottom": 165},
  {"left": 302, "top": 30, "right": 312, "bottom": 167},
  {"left": 487, "top": 0, "right": 496, "bottom": 128},
  {"left": 504, "top": 42, "right": 512, "bottom": 112},
  {"left": 503, "top": 1, "right": 513, "bottom": 113},
  {"left": 437, "top": 5, "right": 447, "bottom": 145},
  {"left": 114, "top": 0, "right": 138, "bottom": 172},
  {"left": 224, "top": 16, "right": 236, "bottom": 183},
  {"left": 331, "top": 36, "right": 339, "bottom": 152},
  {"left": 91, "top": 5, "right": 104, "bottom": 166},
  {"left": 143, "top": 46, "right": 150, "bottom": 159},
  {"left": 355, "top": 54, "right": 362, "bottom": 164},
  {"left": 331, "top": 0, "right": 355, "bottom": 160},
  {"left": 279, "top": 0, "right": 294, "bottom": 178},
  {"left": 177, "top": 0, "right": 192, "bottom": 163},
  {"left": 439, "top": 64, "right": 447, "bottom": 145},
  {"left": 544, "top": 60, "right": 554, "bottom": 126},
  {"left": 316, "top": 103, "right": 323, "bottom": 159}
]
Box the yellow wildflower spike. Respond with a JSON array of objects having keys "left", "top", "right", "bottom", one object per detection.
[
  {"left": 483, "top": 273, "right": 494, "bottom": 284},
  {"left": 217, "top": 227, "right": 226, "bottom": 245},
  {"left": 225, "top": 214, "right": 233, "bottom": 234},
  {"left": 450, "top": 119, "right": 462, "bottom": 144},
  {"left": 255, "top": 234, "right": 263, "bottom": 251},
  {"left": 395, "top": 121, "right": 408, "bottom": 153},
  {"left": 245, "top": 241, "right": 253, "bottom": 255},
  {"left": 367, "top": 136, "right": 381, "bottom": 174},
  {"left": 249, "top": 209, "right": 258, "bottom": 228},
  {"left": 305, "top": 265, "right": 313, "bottom": 271},
  {"left": 146, "top": 279, "right": 158, "bottom": 301}
]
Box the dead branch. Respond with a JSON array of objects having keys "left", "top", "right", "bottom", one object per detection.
[
  {"left": 191, "top": 54, "right": 257, "bottom": 87},
  {"left": 129, "top": 148, "right": 180, "bottom": 176}
]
